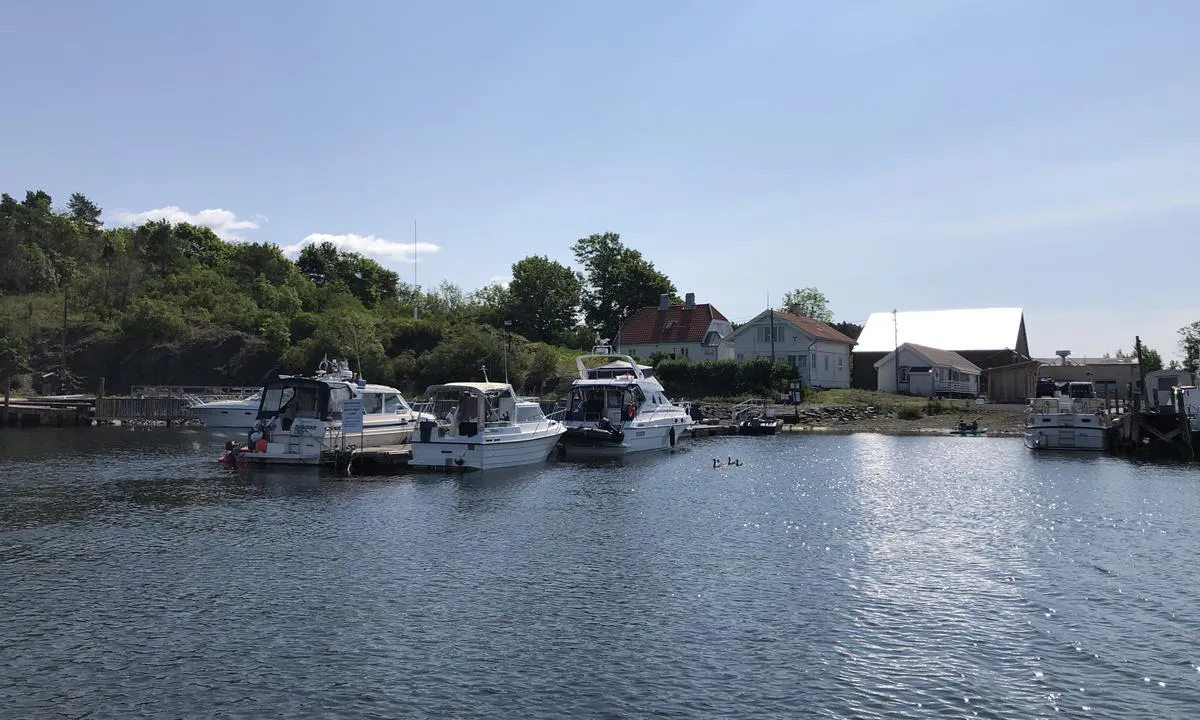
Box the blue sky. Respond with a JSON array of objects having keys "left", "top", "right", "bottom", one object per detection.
[{"left": 2, "top": 1, "right": 1198, "bottom": 359}]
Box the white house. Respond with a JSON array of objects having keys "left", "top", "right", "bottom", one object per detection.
[
  {"left": 874, "top": 343, "right": 982, "bottom": 397},
  {"left": 617, "top": 293, "right": 734, "bottom": 362},
  {"left": 720, "top": 310, "right": 855, "bottom": 388},
  {"left": 852, "top": 307, "right": 1028, "bottom": 390}
]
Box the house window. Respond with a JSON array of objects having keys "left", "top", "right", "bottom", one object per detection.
[
  {"left": 680, "top": 347, "right": 689, "bottom": 358},
  {"left": 899, "top": 366, "right": 910, "bottom": 383},
  {"left": 837, "top": 356, "right": 844, "bottom": 371},
  {"left": 737, "top": 353, "right": 745, "bottom": 361},
  {"left": 758, "top": 326, "right": 784, "bottom": 343},
  {"left": 824, "top": 355, "right": 829, "bottom": 371},
  {"left": 787, "top": 355, "right": 797, "bottom": 368},
  {"left": 810, "top": 354, "right": 816, "bottom": 368}
]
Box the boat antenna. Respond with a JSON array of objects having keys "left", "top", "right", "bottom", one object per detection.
[
  {"left": 412, "top": 219, "right": 419, "bottom": 321},
  {"left": 351, "top": 326, "right": 364, "bottom": 383}
]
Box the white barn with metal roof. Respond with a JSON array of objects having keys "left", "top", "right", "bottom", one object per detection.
[{"left": 851, "top": 307, "right": 1029, "bottom": 390}]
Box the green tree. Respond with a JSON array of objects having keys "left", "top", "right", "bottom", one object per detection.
[
  {"left": 134, "top": 219, "right": 184, "bottom": 277},
  {"left": 1141, "top": 347, "right": 1164, "bottom": 373},
  {"left": 508, "top": 255, "right": 581, "bottom": 342},
  {"left": 832, "top": 321, "right": 862, "bottom": 340},
  {"left": 468, "top": 282, "right": 513, "bottom": 329},
  {"left": 1179, "top": 322, "right": 1200, "bottom": 372},
  {"left": 572, "top": 232, "right": 676, "bottom": 340},
  {"left": 780, "top": 287, "right": 833, "bottom": 323}
]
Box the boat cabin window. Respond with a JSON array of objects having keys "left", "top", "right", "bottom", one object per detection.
[
  {"left": 1066, "top": 382, "right": 1095, "bottom": 399},
  {"left": 328, "top": 385, "right": 351, "bottom": 419},
  {"left": 361, "top": 392, "right": 383, "bottom": 415},
  {"left": 384, "top": 393, "right": 401, "bottom": 414},
  {"left": 259, "top": 382, "right": 327, "bottom": 421},
  {"left": 515, "top": 404, "right": 545, "bottom": 424}
]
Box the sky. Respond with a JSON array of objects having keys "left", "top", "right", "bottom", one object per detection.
[{"left": 2, "top": 0, "right": 1198, "bottom": 360}]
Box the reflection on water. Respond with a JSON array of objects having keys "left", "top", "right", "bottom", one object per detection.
[{"left": 1, "top": 429, "right": 1199, "bottom": 718}]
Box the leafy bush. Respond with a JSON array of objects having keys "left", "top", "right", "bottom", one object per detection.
[
  {"left": 653, "top": 357, "right": 797, "bottom": 398},
  {"left": 119, "top": 298, "right": 189, "bottom": 345},
  {"left": 897, "top": 405, "right": 923, "bottom": 420}
]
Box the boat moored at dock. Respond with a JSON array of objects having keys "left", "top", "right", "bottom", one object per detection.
[
  {"left": 409, "top": 381, "right": 566, "bottom": 471},
  {"left": 1024, "top": 382, "right": 1112, "bottom": 450},
  {"left": 557, "top": 345, "right": 693, "bottom": 459},
  {"left": 230, "top": 359, "right": 433, "bottom": 466}
]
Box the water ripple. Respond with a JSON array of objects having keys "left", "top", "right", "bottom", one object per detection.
[{"left": 1, "top": 430, "right": 1199, "bottom": 717}]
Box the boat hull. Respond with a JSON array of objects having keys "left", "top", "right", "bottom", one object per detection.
[
  {"left": 558, "top": 420, "right": 687, "bottom": 459},
  {"left": 410, "top": 428, "right": 565, "bottom": 471},
  {"left": 1024, "top": 425, "right": 1106, "bottom": 450},
  {"left": 193, "top": 405, "right": 259, "bottom": 430},
  {"left": 239, "top": 424, "right": 416, "bottom": 466}
]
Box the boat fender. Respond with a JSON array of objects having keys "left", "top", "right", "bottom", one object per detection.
[{"left": 669, "top": 427, "right": 676, "bottom": 447}]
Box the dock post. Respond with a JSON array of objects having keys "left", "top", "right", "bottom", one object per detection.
[{"left": 2, "top": 374, "right": 8, "bottom": 428}]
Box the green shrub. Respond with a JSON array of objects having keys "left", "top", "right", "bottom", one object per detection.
[{"left": 897, "top": 405, "right": 923, "bottom": 420}]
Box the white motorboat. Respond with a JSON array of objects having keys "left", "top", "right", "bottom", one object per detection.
[
  {"left": 409, "top": 381, "right": 566, "bottom": 471},
  {"left": 556, "top": 344, "right": 693, "bottom": 459},
  {"left": 1024, "top": 383, "right": 1112, "bottom": 450},
  {"left": 231, "top": 359, "right": 434, "bottom": 466},
  {"left": 190, "top": 392, "right": 261, "bottom": 429}
]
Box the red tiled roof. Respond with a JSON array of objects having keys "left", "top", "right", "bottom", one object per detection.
[
  {"left": 618, "top": 303, "right": 727, "bottom": 344},
  {"left": 777, "top": 311, "right": 856, "bottom": 345}
]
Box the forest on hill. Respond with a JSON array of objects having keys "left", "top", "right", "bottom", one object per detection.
[
  {"left": 0, "top": 189, "right": 694, "bottom": 395},
  {"left": 0, "top": 188, "right": 777, "bottom": 397}
]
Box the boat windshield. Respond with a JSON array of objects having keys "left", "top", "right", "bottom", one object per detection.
[{"left": 257, "top": 380, "right": 330, "bottom": 421}]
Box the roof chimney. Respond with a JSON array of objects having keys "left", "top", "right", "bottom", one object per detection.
[
  {"left": 684, "top": 292, "right": 695, "bottom": 310},
  {"left": 658, "top": 293, "right": 670, "bottom": 311}
]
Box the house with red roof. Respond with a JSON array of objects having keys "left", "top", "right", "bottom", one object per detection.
[
  {"left": 719, "top": 309, "right": 856, "bottom": 388},
  {"left": 616, "top": 293, "right": 734, "bottom": 362}
]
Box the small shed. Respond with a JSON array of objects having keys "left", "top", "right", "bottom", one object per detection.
[
  {"left": 873, "top": 343, "right": 982, "bottom": 397},
  {"left": 981, "top": 359, "right": 1043, "bottom": 403}
]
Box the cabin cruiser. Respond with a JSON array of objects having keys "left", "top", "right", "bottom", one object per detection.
[
  {"left": 1025, "top": 381, "right": 1111, "bottom": 450},
  {"left": 233, "top": 359, "right": 434, "bottom": 466},
  {"left": 190, "top": 392, "right": 261, "bottom": 430},
  {"left": 557, "top": 345, "right": 693, "bottom": 458},
  {"left": 409, "top": 380, "right": 566, "bottom": 471}
]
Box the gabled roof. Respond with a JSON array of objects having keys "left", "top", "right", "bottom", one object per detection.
[
  {"left": 777, "top": 311, "right": 856, "bottom": 344},
  {"left": 618, "top": 303, "right": 728, "bottom": 344},
  {"left": 874, "top": 343, "right": 982, "bottom": 374},
  {"left": 1033, "top": 357, "right": 1136, "bottom": 366},
  {"left": 854, "top": 307, "right": 1024, "bottom": 353},
  {"left": 726, "top": 310, "right": 856, "bottom": 345}
]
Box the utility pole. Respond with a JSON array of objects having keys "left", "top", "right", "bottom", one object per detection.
[
  {"left": 893, "top": 308, "right": 899, "bottom": 392},
  {"left": 768, "top": 291, "right": 775, "bottom": 364}
]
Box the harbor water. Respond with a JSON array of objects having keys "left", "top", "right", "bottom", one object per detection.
[{"left": 2, "top": 428, "right": 1199, "bottom": 718}]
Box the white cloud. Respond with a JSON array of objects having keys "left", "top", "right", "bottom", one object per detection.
[
  {"left": 108, "top": 206, "right": 261, "bottom": 241},
  {"left": 282, "top": 233, "right": 441, "bottom": 262},
  {"left": 487, "top": 275, "right": 512, "bottom": 287}
]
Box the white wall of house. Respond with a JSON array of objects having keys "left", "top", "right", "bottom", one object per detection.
[
  {"left": 721, "top": 318, "right": 851, "bottom": 388},
  {"left": 621, "top": 319, "right": 733, "bottom": 362},
  {"left": 875, "top": 347, "right": 980, "bottom": 395}
]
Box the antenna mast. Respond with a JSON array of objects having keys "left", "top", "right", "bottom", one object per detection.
[{"left": 412, "top": 219, "right": 419, "bottom": 320}]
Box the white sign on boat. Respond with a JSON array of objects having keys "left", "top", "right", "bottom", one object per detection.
[{"left": 342, "top": 398, "right": 364, "bottom": 434}]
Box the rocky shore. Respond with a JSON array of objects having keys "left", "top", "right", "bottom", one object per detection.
[{"left": 691, "top": 401, "right": 1027, "bottom": 437}]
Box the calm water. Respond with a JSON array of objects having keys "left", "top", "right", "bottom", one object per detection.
[{"left": 2, "top": 428, "right": 1199, "bottom": 718}]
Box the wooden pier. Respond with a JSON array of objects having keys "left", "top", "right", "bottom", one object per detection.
[
  {"left": 2, "top": 396, "right": 95, "bottom": 427},
  {"left": 325, "top": 445, "right": 415, "bottom": 475}
]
